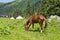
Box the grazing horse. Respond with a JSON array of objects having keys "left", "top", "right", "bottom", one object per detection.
[{"left": 25, "top": 15, "right": 48, "bottom": 33}]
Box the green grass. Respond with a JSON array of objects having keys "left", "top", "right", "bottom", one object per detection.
[{"left": 0, "top": 18, "right": 60, "bottom": 40}]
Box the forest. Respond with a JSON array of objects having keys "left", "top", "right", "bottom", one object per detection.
[{"left": 0, "top": 0, "right": 60, "bottom": 18}]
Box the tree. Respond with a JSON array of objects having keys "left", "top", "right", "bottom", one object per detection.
[
  {"left": 25, "top": 0, "right": 32, "bottom": 17},
  {"left": 12, "top": 8, "right": 22, "bottom": 19},
  {"left": 37, "top": 0, "right": 60, "bottom": 17},
  {"left": 31, "top": 5, "right": 35, "bottom": 15},
  {"left": 12, "top": 8, "right": 17, "bottom": 19}
]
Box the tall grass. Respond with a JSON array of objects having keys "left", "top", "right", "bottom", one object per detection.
[{"left": 0, "top": 18, "right": 60, "bottom": 40}]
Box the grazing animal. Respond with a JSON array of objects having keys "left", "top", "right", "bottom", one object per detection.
[{"left": 25, "top": 15, "right": 47, "bottom": 33}]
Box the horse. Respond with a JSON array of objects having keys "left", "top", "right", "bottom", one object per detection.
[{"left": 24, "top": 15, "right": 48, "bottom": 33}]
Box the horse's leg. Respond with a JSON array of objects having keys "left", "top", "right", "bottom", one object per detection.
[
  {"left": 32, "top": 23, "right": 34, "bottom": 30},
  {"left": 40, "top": 23, "right": 43, "bottom": 33},
  {"left": 29, "top": 23, "right": 31, "bottom": 27},
  {"left": 39, "top": 21, "right": 43, "bottom": 33},
  {"left": 28, "top": 21, "right": 32, "bottom": 30}
]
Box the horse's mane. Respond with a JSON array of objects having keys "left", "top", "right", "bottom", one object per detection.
[{"left": 25, "top": 18, "right": 30, "bottom": 26}]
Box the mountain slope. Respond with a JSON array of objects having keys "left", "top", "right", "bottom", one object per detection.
[{"left": 0, "top": 0, "right": 40, "bottom": 15}]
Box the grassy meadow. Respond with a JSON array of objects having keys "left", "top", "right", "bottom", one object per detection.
[{"left": 0, "top": 18, "right": 60, "bottom": 40}]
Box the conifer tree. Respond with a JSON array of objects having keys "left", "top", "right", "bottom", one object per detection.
[{"left": 26, "top": 0, "right": 31, "bottom": 17}]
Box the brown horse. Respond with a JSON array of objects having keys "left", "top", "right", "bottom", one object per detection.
[{"left": 25, "top": 15, "right": 48, "bottom": 33}]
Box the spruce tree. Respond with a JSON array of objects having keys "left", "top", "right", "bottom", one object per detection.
[{"left": 26, "top": 0, "right": 31, "bottom": 17}]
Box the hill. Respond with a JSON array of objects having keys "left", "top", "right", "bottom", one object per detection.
[
  {"left": 0, "top": 0, "right": 40, "bottom": 15},
  {"left": 0, "top": 0, "right": 60, "bottom": 17}
]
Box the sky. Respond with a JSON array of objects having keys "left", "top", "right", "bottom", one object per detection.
[{"left": 0, "top": 0, "right": 14, "bottom": 3}]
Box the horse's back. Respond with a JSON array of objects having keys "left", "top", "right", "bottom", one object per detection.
[
  {"left": 29, "top": 15, "right": 45, "bottom": 20},
  {"left": 38, "top": 15, "right": 45, "bottom": 20},
  {"left": 28, "top": 15, "right": 45, "bottom": 23}
]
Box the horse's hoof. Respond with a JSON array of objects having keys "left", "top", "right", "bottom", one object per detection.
[
  {"left": 25, "top": 29, "right": 28, "bottom": 31},
  {"left": 40, "top": 30, "right": 43, "bottom": 33},
  {"left": 32, "top": 29, "right": 34, "bottom": 31},
  {"left": 41, "top": 31, "right": 42, "bottom": 33}
]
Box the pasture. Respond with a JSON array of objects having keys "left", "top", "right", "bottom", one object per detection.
[{"left": 0, "top": 18, "right": 60, "bottom": 40}]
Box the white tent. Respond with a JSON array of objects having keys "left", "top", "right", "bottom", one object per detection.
[
  {"left": 10, "top": 17, "right": 15, "bottom": 20},
  {"left": 57, "top": 17, "right": 60, "bottom": 21},
  {"left": 48, "top": 19, "right": 52, "bottom": 22},
  {"left": 48, "top": 15, "right": 60, "bottom": 22},
  {"left": 16, "top": 16, "right": 23, "bottom": 19},
  {"left": 50, "top": 15, "right": 58, "bottom": 19}
]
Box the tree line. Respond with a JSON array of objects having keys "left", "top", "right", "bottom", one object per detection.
[{"left": 11, "top": 0, "right": 60, "bottom": 18}]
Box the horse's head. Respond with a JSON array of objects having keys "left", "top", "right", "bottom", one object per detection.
[
  {"left": 24, "top": 19, "right": 30, "bottom": 31},
  {"left": 44, "top": 19, "right": 48, "bottom": 29},
  {"left": 24, "top": 23, "right": 29, "bottom": 31}
]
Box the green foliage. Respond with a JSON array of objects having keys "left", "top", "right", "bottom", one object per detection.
[
  {"left": 37, "top": 0, "right": 60, "bottom": 17},
  {"left": 12, "top": 8, "right": 22, "bottom": 18},
  {"left": 26, "top": 0, "right": 35, "bottom": 17},
  {"left": 0, "top": 0, "right": 60, "bottom": 17},
  {"left": 25, "top": 1, "right": 31, "bottom": 17},
  {"left": 25, "top": 0, "right": 35, "bottom": 17},
  {"left": 0, "top": 0, "right": 39, "bottom": 17}
]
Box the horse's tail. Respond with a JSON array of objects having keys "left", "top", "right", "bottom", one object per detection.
[{"left": 44, "top": 18, "right": 48, "bottom": 29}]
